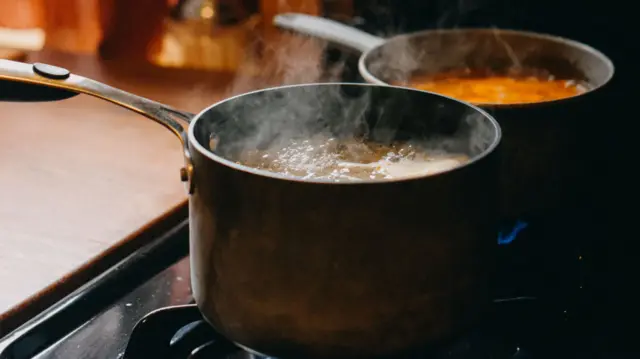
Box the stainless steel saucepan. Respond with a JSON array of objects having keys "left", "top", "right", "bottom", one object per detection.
[{"left": 0, "top": 59, "right": 501, "bottom": 359}]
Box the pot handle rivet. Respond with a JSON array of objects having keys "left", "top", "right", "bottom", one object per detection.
[
  {"left": 180, "top": 167, "right": 189, "bottom": 182},
  {"left": 180, "top": 165, "right": 194, "bottom": 194}
]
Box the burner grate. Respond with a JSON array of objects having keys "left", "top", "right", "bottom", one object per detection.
[
  {"left": 123, "top": 305, "right": 239, "bottom": 359},
  {"left": 121, "top": 299, "right": 544, "bottom": 359}
]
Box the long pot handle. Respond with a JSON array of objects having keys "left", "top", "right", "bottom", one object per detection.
[
  {"left": 273, "top": 13, "right": 385, "bottom": 53},
  {"left": 0, "top": 59, "right": 196, "bottom": 194}
]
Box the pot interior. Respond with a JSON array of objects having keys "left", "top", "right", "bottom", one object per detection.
[
  {"left": 363, "top": 29, "right": 613, "bottom": 96},
  {"left": 191, "top": 84, "right": 499, "bottom": 180}
]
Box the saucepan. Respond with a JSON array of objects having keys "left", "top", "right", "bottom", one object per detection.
[
  {"left": 274, "top": 13, "right": 615, "bottom": 223},
  {"left": 0, "top": 59, "right": 501, "bottom": 358}
]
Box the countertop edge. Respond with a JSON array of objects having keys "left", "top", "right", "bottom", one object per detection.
[{"left": 0, "top": 199, "right": 189, "bottom": 337}]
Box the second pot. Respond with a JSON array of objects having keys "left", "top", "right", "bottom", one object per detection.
[{"left": 274, "top": 13, "right": 615, "bottom": 223}]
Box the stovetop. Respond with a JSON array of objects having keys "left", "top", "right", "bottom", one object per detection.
[{"left": 0, "top": 218, "right": 635, "bottom": 359}]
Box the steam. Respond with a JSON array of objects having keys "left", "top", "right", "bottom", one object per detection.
[
  {"left": 200, "top": 9, "right": 499, "bottom": 180},
  {"left": 359, "top": 0, "right": 553, "bottom": 88},
  {"left": 491, "top": 27, "right": 522, "bottom": 71},
  {"left": 209, "top": 24, "right": 381, "bottom": 168},
  {"left": 211, "top": 74, "right": 373, "bottom": 161},
  {"left": 225, "top": 33, "right": 339, "bottom": 95},
  {"left": 365, "top": 28, "right": 540, "bottom": 88}
]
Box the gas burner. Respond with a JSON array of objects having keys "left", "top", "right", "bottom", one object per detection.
[
  {"left": 122, "top": 298, "right": 541, "bottom": 359},
  {"left": 122, "top": 304, "right": 239, "bottom": 359}
]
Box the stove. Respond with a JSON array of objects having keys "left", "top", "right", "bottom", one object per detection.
[{"left": 0, "top": 216, "right": 634, "bottom": 359}]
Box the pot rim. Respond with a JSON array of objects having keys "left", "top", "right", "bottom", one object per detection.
[
  {"left": 187, "top": 82, "right": 501, "bottom": 185},
  {"left": 358, "top": 27, "right": 615, "bottom": 109}
]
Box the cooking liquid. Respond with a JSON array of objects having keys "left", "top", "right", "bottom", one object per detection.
[
  {"left": 400, "top": 69, "right": 587, "bottom": 105},
  {"left": 234, "top": 137, "right": 469, "bottom": 181}
]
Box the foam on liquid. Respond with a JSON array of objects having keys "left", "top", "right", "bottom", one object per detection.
[{"left": 234, "top": 137, "right": 469, "bottom": 181}]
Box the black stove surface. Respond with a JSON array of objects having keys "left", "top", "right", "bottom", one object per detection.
[{"left": 0, "top": 218, "right": 635, "bottom": 359}]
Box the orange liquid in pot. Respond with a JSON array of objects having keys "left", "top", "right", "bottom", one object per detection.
[{"left": 399, "top": 70, "right": 587, "bottom": 105}]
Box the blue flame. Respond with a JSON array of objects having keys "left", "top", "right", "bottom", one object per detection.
[{"left": 497, "top": 220, "right": 529, "bottom": 245}]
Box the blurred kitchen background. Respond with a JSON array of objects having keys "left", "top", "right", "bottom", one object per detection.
[
  {"left": 0, "top": 0, "right": 630, "bottom": 72},
  {"left": 0, "top": 0, "right": 632, "bottom": 116}
]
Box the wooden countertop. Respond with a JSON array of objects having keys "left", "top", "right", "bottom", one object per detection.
[{"left": 0, "top": 50, "right": 241, "bottom": 335}]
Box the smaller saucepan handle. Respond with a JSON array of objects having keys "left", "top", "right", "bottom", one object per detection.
[
  {"left": 273, "top": 13, "right": 386, "bottom": 53},
  {"left": 0, "top": 59, "right": 196, "bottom": 193}
]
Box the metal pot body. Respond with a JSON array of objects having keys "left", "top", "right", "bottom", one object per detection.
[{"left": 187, "top": 84, "right": 501, "bottom": 358}]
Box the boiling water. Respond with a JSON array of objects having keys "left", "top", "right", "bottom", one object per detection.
[{"left": 234, "top": 137, "right": 469, "bottom": 181}]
